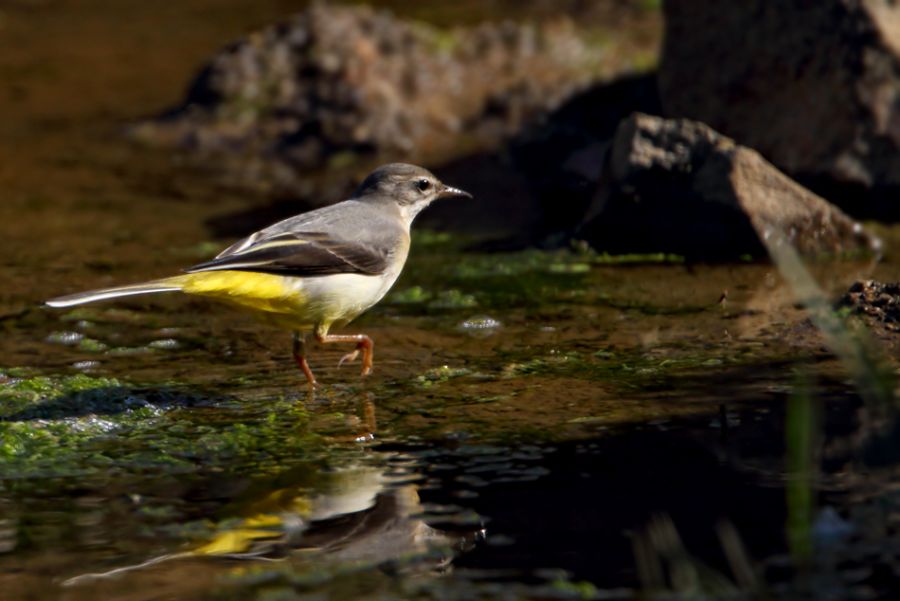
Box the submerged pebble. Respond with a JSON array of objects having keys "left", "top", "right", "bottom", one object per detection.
[
  {"left": 148, "top": 338, "right": 180, "bottom": 350},
  {"left": 62, "top": 416, "right": 119, "bottom": 434},
  {"left": 71, "top": 360, "right": 101, "bottom": 371},
  {"left": 458, "top": 315, "right": 502, "bottom": 337},
  {"left": 45, "top": 331, "right": 84, "bottom": 346}
]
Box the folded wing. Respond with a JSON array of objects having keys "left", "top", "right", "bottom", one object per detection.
[{"left": 186, "top": 231, "right": 389, "bottom": 277}]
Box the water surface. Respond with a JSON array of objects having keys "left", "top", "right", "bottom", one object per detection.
[{"left": 0, "top": 2, "right": 896, "bottom": 599}]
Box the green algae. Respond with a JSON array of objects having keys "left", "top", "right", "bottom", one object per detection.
[
  {"left": 415, "top": 365, "right": 472, "bottom": 387},
  {"left": 388, "top": 285, "right": 432, "bottom": 304},
  {"left": 0, "top": 372, "right": 328, "bottom": 483},
  {"left": 384, "top": 243, "right": 701, "bottom": 320},
  {"left": 391, "top": 244, "right": 714, "bottom": 324},
  {"left": 496, "top": 347, "right": 742, "bottom": 385},
  {"left": 0, "top": 373, "right": 125, "bottom": 415},
  {"left": 427, "top": 289, "right": 478, "bottom": 310},
  {"left": 448, "top": 249, "right": 594, "bottom": 279},
  {"left": 410, "top": 229, "right": 462, "bottom": 248},
  {"left": 394, "top": 249, "right": 594, "bottom": 313},
  {"left": 590, "top": 251, "right": 685, "bottom": 264},
  {"left": 77, "top": 337, "right": 109, "bottom": 352}
]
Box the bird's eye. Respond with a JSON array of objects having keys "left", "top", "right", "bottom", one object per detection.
[{"left": 416, "top": 178, "right": 431, "bottom": 192}]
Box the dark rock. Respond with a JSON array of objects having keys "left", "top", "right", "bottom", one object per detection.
[
  {"left": 132, "top": 4, "right": 602, "bottom": 185},
  {"left": 579, "top": 113, "right": 881, "bottom": 259},
  {"left": 419, "top": 74, "right": 664, "bottom": 247},
  {"left": 507, "top": 73, "right": 663, "bottom": 244},
  {"left": 839, "top": 280, "right": 900, "bottom": 335},
  {"left": 659, "top": 0, "right": 900, "bottom": 216}
]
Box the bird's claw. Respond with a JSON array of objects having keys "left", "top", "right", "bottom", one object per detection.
[{"left": 338, "top": 350, "right": 360, "bottom": 368}]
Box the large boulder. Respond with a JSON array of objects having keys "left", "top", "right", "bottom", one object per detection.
[
  {"left": 659, "top": 0, "right": 900, "bottom": 215},
  {"left": 132, "top": 4, "right": 601, "bottom": 187},
  {"left": 579, "top": 113, "right": 881, "bottom": 259}
]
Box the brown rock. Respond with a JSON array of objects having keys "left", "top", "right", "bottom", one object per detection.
[
  {"left": 659, "top": 0, "right": 900, "bottom": 213},
  {"left": 579, "top": 113, "right": 881, "bottom": 259},
  {"left": 132, "top": 4, "right": 601, "bottom": 183},
  {"left": 839, "top": 280, "right": 900, "bottom": 334}
]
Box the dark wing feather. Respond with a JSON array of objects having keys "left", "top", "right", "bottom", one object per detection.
[{"left": 185, "top": 232, "right": 389, "bottom": 277}]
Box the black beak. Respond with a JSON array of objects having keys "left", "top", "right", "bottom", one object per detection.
[{"left": 438, "top": 185, "right": 473, "bottom": 200}]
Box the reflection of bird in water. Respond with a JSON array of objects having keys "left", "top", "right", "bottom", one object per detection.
[
  {"left": 337, "top": 391, "right": 378, "bottom": 443},
  {"left": 62, "top": 464, "right": 481, "bottom": 587},
  {"left": 47, "top": 164, "right": 471, "bottom": 386}
]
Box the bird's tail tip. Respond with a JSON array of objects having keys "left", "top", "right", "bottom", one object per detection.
[{"left": 45, "top": 277, "right": 185, "bottom": 308}]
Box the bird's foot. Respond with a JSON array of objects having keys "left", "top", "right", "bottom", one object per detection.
[
  {"left": 338, "top": 349, "right": 359, "bottom": 367},
  {"left": 316, "top": 333, "right": 374, "bottom": 378},
  {"left": 339, "top": 347, "right": 372, "bottom": 377}
]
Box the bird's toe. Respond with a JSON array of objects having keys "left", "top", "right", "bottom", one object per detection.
[{"left": 338, "top": 350, "right": 360, "bottom": 367}]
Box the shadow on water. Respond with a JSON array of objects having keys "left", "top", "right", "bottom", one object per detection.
[
  {"left": 0, "top": 384, "right": 226, "bottom": 422},
  {"left": 405, "top": 427, "right": 788, "bottom": 589}
]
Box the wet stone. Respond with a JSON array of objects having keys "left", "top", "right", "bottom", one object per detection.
[
  {"left": 660, "top": 0, "right": 900, "bottom": 216},
  {"left": 71, "top": 360, "right": 101, "bottom": 371},
  {"left": 45, "top": 331, "right": 84, "bottom": 346},
  {"left": 579, "top": 113, "right": 882, "bottom": 260},
  {"left": 457, "top": 315, "right": 502, "bottom": 337},
  {"left": 839, "top": 280, "right": 900, "bottom": 330},
  {"left": 837, "top": 280, "right": 900, "bottom": 349},
  {"left": 132, "top": 4, "right": 605, "bottom": 191},
  {"left": 147, "top": 338, "right": 181, "bottom": 350}
]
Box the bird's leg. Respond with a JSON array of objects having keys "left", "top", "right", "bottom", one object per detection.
[
  {"left": 292, "top": 332, "right": 317, "bottom": 387},
  {"left": 356, "top": 392, "right": 376, "bottom": 441},
  {"left": 314, "top": 327, "right": 374, "bottom": 376}
]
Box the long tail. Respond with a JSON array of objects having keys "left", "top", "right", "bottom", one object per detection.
[{"left": 45, "top": 277, "right": 185, "bottom": 308}]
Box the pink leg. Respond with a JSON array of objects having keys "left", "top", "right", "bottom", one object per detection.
[
  {"left": 315, "top": 331, "right": 374, "bottom": 377},
  {"left": 292, "top": 332, "right": 317, "bottom": 387}
]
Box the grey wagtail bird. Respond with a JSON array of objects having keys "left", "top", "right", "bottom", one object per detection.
[{"left": 46, "top": 163, "right": 472, "bottom": 386}]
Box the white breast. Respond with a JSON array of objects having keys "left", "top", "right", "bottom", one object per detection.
[{"left": 289, "top": 254, "right": 407, "bottom": 328}]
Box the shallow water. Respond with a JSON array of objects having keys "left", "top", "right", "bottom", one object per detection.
[{"left": 1, "top": 2, "right": 898, "bottom": 600}]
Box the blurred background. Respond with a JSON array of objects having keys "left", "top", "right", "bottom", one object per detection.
[{"left": 2, "top": 1, "right": 900, "bottom": 600}]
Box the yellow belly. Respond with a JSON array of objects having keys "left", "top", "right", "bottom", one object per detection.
[
  {"left": 172, "top": 271, "right": 314, "bottom": 329},
  {"left": 177, "top": 271, "right": 298, "bottom": 309},
  {"left": 170, "top": 270, "right": 391, "bottom": 333}
]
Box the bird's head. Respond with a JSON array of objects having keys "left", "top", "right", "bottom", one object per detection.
[{"left": 353, "top": 163, "right": 472, "bottom": 223}]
